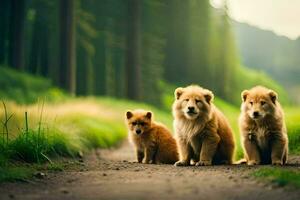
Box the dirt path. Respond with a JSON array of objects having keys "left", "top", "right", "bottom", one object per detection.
[{"left": 1, "top": 142, "right": 300, "bottom": 200}]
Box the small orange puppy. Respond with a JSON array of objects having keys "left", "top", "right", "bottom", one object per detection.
[
  {"left": 125, "top": 109, "right": 178, "bottom": 164},
  {"left": 239, "top": 86, "right": 288, "bottom": 165}
]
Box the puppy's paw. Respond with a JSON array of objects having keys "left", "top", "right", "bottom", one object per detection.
[
  {"left": 190, "top": 159, "right": 198, "bottom": 166},
  {"left": 272, "top": 160, "right": 283, "bottom": 166},
  {"left": 143, "top": 160, "right": 154, "bottom": 164},
  {"left": 148, "top": 160, "right": 155, "bottom": 164},
  {"left": 195, "top": 160, "right": 212, "bottom": 166},
  {"left": 174, "top": 160, "right": 189, "bottom": 167},
  {"left": 247, "top": 160, "right": 259, "bottom": 166}
]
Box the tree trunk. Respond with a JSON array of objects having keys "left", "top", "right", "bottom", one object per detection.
[
  {"left": 28, "top": 2, "right": 50, "bottom": 77},
  {"left": 0, "top": 0, "right": 10, "bottom": 65},
  {"left": 59, "top": 0, "right": 76, "bottom": 95},
  {"left": 8, "top": 0, "right": 26, "bottom": 70},
  {"left": 125, "top": 0, "right": 142, "bottom": 100}
]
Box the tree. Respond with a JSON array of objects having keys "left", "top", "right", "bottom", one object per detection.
[
  {"left": 8, "top": 0, "right": 26, "bottom": 70},
  {"left": 0, "top": 0, "right": 10, "bottom": 65},
  {"left": 28, "top": 0, "right": 51, "bottom": 77},
  {"left": 164, "top": 0, "right": 189, "bottom": 84},
  {"left": 141, "top": 0, "right": 166, "bottom": 104},
  {"left": 125, "top": 0, "right": 142, "bottom": 100},
  {"left": 59, "top": 0, "right": 76, "bottom": 95},
  {"left": 76, "top": 1, "right": 97, "bottom": 95},
  {"left": 186, "top": 0, "right": 211, "bottom": 86}
]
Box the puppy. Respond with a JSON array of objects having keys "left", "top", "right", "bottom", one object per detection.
[
  {"left": 172, "top": 85, "right": 235, "bottom": 166},
  {"left": 126, "top": 109, "right": 178, "bottom": 164},
  {"left": 239, "top": 86, "right": 288, "bottom": 165}
]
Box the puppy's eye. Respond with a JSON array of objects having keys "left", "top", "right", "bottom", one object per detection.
[
  {"left": 195, "top": 99, "right": 201, "bottom": 103},
  {"left": 140, "top": 122, "right": 145, "bottom": 126},
  {"left": 249, "top": 101, "right": 253, "bottom": 105},
  {"left": 184, "top": 99, "right": 189, "bottom": 102},
  {"left": 261, "top": 101, "right": 266, "bottom": 106},
  {"left": 132, "top": 122, "right": 137, "bottom": 126}
]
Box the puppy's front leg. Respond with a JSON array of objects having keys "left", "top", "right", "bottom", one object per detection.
[
  {"left": 196, "top": 132, "right": 220, "bottom": 166},
  {"left": 144, "top": 145, "right": 156, "bottom": 164},
  {"left": 243, "top": 135, "right": 260, "bottom": 165},
  {"left": 136, "top": 149, "right": 144, "bottom": 163},
  {"left": 175, "top": 138, "right": 192, "bottom": 166},
  {"left": 271, "top": 134, "right": 287, "bottom": 165}
]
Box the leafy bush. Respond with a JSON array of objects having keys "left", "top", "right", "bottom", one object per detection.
[{"left": 235, "top": 66, "right": 289, "bottom": 105}]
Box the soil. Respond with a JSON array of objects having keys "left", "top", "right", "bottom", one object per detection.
[{"left": 1, "top": 142, "right": 300, "bottom": 200}]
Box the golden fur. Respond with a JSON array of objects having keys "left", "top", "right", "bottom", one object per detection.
[
  {"left": 126, "top": 109, "right": 178, "bottom": 164},
  {"left": 172, "top": 85, "right": 235, "bottom": 166},
  {"left": 239, "top": 86, "right": 288, "bottom": 165}
]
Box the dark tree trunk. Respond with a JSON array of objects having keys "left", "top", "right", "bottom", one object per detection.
[
  {"left": 28, "top": 2, "right": 50, "bottom": 77},
  {"left": 125, "top": 0, "right": 142, "bottom": 100},
  {"left": 0, "top": 0, "right": 10, "bottom": 65},
  {"left": 164, "top": 0, "right": 189, "bottom": 84},
  {"left": 8, "top": 0, "right": 26, "bottom": 70},
  {"left": 59, "top": 0, "right": 76, "bottom": 95}
]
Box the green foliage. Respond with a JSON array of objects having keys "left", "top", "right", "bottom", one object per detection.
[
  {"left": 0, "top": 166, "right": 33, "bottom": 182},
  {"left": 285, "top": 107, "right": 300, "bottom": 154},
  {"left": 62, "top": 115, "right": 126, "bottom": 149},
  {"left": 46, "top": 163, "right": 64, "bottom": 171},
  {"left": 252, "top": 167, "right": 300, "bottom": 188},
  {"left": 233, "top": 66, "right": 289, "bottom": 105},
  {"left": 0, "top": 67, "right": 66, "bottom": 104},
  {"left": 7, "top": 128, "right": 79, "bottom": 163}
]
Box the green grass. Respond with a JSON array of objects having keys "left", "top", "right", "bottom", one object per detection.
[
  {"left": 0, "top": 66, "right": 66, "bottom": 104},
  {"left": 252, "top": 167, "right": 300, "bottom": 188},
  {"left": 285, "top": 107, "right": 300, "bottom": 154},
  {"left": 0, "top": 166, "right": 34, "bottom": 182}
]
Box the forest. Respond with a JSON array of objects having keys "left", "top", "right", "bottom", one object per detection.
[
  {"left": 1, "top": 0, "right": 300, "bottom": 199},
  {"left": 0, "top": 0, "right": 289, "bottom": 106}
]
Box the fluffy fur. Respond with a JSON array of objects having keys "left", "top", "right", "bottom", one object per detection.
[
  {"left": 239, "top": 86, "right": 288, "bottom": 165},
  {"left": 172, "top": 85, "right": 235, "bottom": 166},
  {"left": 126, "top": 109, "right": 178, "bottom": 164}
]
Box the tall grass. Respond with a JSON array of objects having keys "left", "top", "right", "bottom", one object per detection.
[{"left": 0, "top": 98, "right": 130, "bottom": 167}]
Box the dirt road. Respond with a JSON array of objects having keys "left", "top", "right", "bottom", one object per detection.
[{"left": 1, "top": 142, "right": 300, "bottom": 200}]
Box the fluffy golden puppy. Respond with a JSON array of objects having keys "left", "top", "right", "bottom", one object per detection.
[
  {"left": 172, "top": 85, "right": 235, "bottom": 166},
  {"left": 239, "top": 86, "right": 288, "bottom": 165}
]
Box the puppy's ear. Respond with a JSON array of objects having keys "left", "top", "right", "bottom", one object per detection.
[
  {"left": 241, "top": 90, "right": 249, "bottom": 102},
  {"left": 174, "top": 87, "right": 184, "bottom": 100},
  {"left": 126, "top": 111, "right": 133, "bottom": 119},
  {"left": 145, "top": 111, "right": 152, "bottom": 119},
  {"left": 268, "top": 90, "right": 278, "bottom": 104},
  {"left": 204, "top": 90, "right": 214, "bottom": 104}
]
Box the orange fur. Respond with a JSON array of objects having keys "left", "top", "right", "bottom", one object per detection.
[{"left": 125, "top": 109, "right": 178, "bottom": 164}]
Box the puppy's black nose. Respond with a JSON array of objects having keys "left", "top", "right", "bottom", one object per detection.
[
  {"left": 188, "top": 106, "right": 195, "bottom": 111},
  {"left": 253, "top": 111, "right": 259, "bottom": 117},
  {"left": 136, "top": 129, "right": 141, "bottom": 134}
]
